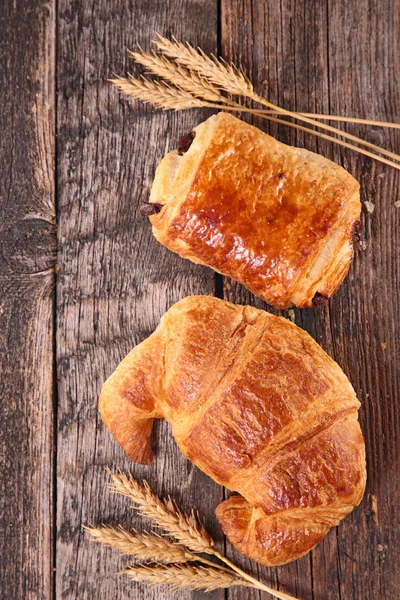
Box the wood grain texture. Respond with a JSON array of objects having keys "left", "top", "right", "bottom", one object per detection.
[
  {"left": 1, "top": 1, "right": 399, "bottom": 599},
  {"left": 0, "top": 1, "right": 56, "bottom": 599},
  {"left": 56, "top": 2, "right": 222, "bottom": 599},
  {"left": 221, "top": 0, "right": 400, "bottom": 599}
]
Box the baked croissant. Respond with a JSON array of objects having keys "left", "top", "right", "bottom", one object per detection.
[
  {"left": 99, "top": 296, "right": 366, "bottom": 566},
  {"left": 143, "top": 112, "right": 361, "bottom": 309}
]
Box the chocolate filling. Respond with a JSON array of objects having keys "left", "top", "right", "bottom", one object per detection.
[
  {"left": 177, "top": 131, "right": 196, "bottom": 155},
  {"left": 352, "top": 220, "right": 367, "bottom": 251},
  {"left": 312, "top": 292, "right": 329, "bottom": 307},
  {"left": 139, "top": 202, "right": 164, "bottom": 216}
]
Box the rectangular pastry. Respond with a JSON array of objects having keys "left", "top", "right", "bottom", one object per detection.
[{"left": 143, "top": 113, "right": 361, "bottom": 309}]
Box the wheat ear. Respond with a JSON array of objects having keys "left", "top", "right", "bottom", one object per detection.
[
  {"left": 129, "top": 49, "right": 228, "bottom": 104},
  {"left": 123, "top": 563, "right": 254, "bottom": 592},
  {"left": 109, "top": 75, "right": 205, "bottom": 110},
  {"left": 108, "top": 469, "right": 214, "bottom": 554},
  {"left": 153, "top": 34, "right": 253, "bottom": 96},
  {"left": 85, "top": 523, "right": 230, "bottom": 574},
  {"left": 85, "top": 525, "right": 194, "bottom": 563}
]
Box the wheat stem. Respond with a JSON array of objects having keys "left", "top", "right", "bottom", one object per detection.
[
  {"left": 249, "top": 92, "right": 400, "bottom": 163},
  {"left": 212, "top": 550, "right": 299, "bottom": 599},
  {"left": 191, "top": 102, "right": 400, "bottom": 171},
  {"left": 247, "top": 111, "right": 400, "bottom": 170},
  {"left": 260, "top": 112, "right": 400, "bottom": 128}
]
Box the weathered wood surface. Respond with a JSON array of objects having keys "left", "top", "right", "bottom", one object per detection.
[
  {"left": 56, "top": 2, "right": 222, "bottom": 599},
  {"left": 0, "top": 0, "right": 399, "bottom": 599},
  {"left": 0, "top": 1, "right": 56, "bottom": 599}
]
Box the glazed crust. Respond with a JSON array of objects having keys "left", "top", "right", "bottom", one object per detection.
[
  {"left": 148, "top": 113, "right": 361, "bottom": 308},
  {"left": 99, "top": 296, "right": 366, "bottom": 566}
]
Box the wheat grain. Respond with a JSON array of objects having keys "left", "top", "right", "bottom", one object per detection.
[
  {"left": 108, "top": 470, "right": 214, "bottom": 554},
  {"left": 364, "top": 201, "right": 375, "bottom": 213},
  {"left": 85, "top": 525, "right": 194, "bottom": 563},
  {"left": 123, "top": 563, "right": 253, "bottom": 592}
]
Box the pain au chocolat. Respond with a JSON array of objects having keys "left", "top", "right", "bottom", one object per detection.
[
  {"left": 99, "top": 296, "right": 366, "bottom": 566},
  {"left": 143, "top": 113, "right": 361, "bottom": 309}
]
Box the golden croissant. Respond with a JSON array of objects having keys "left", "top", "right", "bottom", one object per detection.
[
  {"left": 141, "top": 112, "right": 362, "bottom": 309},
  {"left": 99, "top": 296, "right": 366, "bottom": 566}
]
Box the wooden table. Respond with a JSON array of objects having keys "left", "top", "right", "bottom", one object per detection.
[{"left": 1, "top": 1, "right": 399, "bottom": 598}]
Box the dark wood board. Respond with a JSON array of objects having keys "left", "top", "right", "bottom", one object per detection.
[
  {"left": 0, "top": 0, "right": 399, "bottom": 599},
  {"left": 0, "top": 1, "right": 56, "bottom": 599},
  {"left": 56, "top": 2, "right": 222, "bottom": 599}
]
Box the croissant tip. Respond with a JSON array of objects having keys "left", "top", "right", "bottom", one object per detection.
[{"left": 125, "top": 448, "right": 154, "bottom": 466}]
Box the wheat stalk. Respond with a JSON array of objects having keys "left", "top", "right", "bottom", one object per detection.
[
  {"left": 112, "top": 75, "right": 400, "bottom": 172},
  {"left": 250, "top": 92, "right": 400, "bottom": 163},
  {"left": 100, "top": 470, "right": 301, "bottom": 599},
  {"left": 123, "top": 563, "right": 254, "bottom": 592},
  {"left": 86, "top": 471, "right": 300, "bottom": 598},
  {"left": 118, "top": 50, "right": 400, "bottom": 128},
  {"left": 151, "top": 35, "right": 400, "bottom": 168},
  {"left": 85, "top": 525, "right": 194, "bottom": 563},
  {"left": 108, "top": 469, "right": 214, "bottom": 554}
]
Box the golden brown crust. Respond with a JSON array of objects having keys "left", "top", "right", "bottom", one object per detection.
[
  {"left": 98, "top": 329, "right": 165, "bottom": 463},
  {"left": 215, "top": 496, "right": 332, "bottom": 566},
  {"left": 148, "top": 113, "right": 361, "bottom": 308},
  {"left": 99, "top": 296, "right": 366, "bottom": 565}
]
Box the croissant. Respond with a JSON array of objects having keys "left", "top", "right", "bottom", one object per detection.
[
  {"left": 99, "top": 296, "right": 366, "bottom": 566},
  {"left": 142, "top": 112, "right": 361, "bottom": 309}
]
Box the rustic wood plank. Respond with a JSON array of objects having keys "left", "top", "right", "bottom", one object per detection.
[
  {"left": 0, "top": 1, "right": 56, "bottom": 599},
  {"left": 56, "top": 2, "right": 222, "bottom": 599},
  {"left": 222, "top": 1, "right": 400, "bottom": 599}
]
